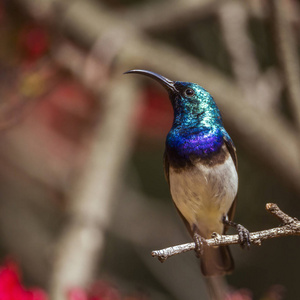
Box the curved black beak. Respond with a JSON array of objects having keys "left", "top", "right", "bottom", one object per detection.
[{"left": 124, "top": 69, "right": 177, "bottom": 93}]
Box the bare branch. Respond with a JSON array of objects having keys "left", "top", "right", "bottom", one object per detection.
[{"left": 152, "top": 203, "right": 300, "bottom": 262}]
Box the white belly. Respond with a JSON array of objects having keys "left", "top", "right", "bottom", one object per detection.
[{"left": 169, "top": 155, "right": 238, "bottom": 237}]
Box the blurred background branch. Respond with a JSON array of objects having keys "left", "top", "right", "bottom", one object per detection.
[
  {"left": 11, "top": 0, "right": 300, "bottom": 194},
  {"left": 269, "top": 0, "right": 300, "bottom": 131},
  {"left": 0, "top": 0, "right": 299, "bottom": 299},
  {"left": 50, "top": 73, "right": 139, "bottom": 300},
  {"left": 218, "top": 1, "right": 282, "bottom": 111},
  {"left": 123, "top": 0, "right": 224, "bottom": 32}
]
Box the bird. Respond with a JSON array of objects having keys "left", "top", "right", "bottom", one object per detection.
[{"left": 124, "top": 69, "right": 250, "bottom": 277}]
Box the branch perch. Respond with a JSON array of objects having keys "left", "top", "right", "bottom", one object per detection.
[{"left": 152, "top": 203, "right": 300, "bottom": 262}]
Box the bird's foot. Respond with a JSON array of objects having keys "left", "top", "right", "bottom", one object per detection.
[
  {"left": 236, "top": 224, "right": 251, "bottom": 249},
  {"left": 193, "top": 233, "right": 205, "bottom": 257},
  {"left": 222, "top": 216, "right": 251, "bottom": 249}
]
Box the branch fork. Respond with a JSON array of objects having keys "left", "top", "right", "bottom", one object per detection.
[{"left": 152, "top": 203, "right": 300, "bottom": 262}]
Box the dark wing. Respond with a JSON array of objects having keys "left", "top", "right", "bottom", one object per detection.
[
  {"left": 223, "top": 135, "right": 238, "bottom": 230},
  {"left": 223, "top": 135, "right": 238, "bottom": 171},
  {"left": 163, "top": 151, "right": 170, "bottom": 186}
]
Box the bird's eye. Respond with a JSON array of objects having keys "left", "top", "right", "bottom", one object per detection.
[{"left": 185, "top": 88, "right": 195, "bottom": 97}]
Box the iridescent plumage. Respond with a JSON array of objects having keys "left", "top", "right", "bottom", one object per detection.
[
  {"left": 166, "top": 81, "right": 234, "bottom": 168},
  {"left": 125, "top": 70, "right": 238, "bottom": 277}
]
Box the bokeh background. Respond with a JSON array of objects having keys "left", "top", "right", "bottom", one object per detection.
[{"left": 0, "top": 0, "right": 299, "bottom": 299}]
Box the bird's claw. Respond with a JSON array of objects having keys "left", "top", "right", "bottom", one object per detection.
[
  {"left": 236, "top": 224, "right": 251, "bottom": 249},
  {"left": 193, "top": 233, "right": 205, "bottom": 257},
  {"left": 222, "top": 216, "right": 251, "bottom": 249}
]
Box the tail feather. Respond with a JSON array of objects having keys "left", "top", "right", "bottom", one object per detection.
[
  {"left": 201, "top": 245, "right": 234, "bottom": 277},
  {"left": 205, "top": 276, "right": 229, "bottom": 300}
]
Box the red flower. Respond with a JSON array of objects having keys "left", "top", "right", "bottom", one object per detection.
[
  {"left": 0, "top": 261, "right": 48, "bottom": 300},
  {"left": 0, "top": 261, "right": 146, "bottom": 300},
  {"left": 19, "top": 24, "right": 49, "bottom": 61}
]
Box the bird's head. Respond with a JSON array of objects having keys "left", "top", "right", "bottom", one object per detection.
[{"left": 124, "top": 69, "right": 220, "bottom": 122}]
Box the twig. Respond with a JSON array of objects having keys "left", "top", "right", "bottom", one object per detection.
[{"left": 152, "top": 203, "right": 300, "bottom": 262}]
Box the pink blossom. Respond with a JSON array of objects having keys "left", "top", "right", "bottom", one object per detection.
[{"left": 0, "top": 261, "right": 48, "bottom": 300}]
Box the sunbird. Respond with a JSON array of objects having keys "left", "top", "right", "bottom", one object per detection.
[{"left": 125, "top": 70, "right": 249, "bottom": 276}]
